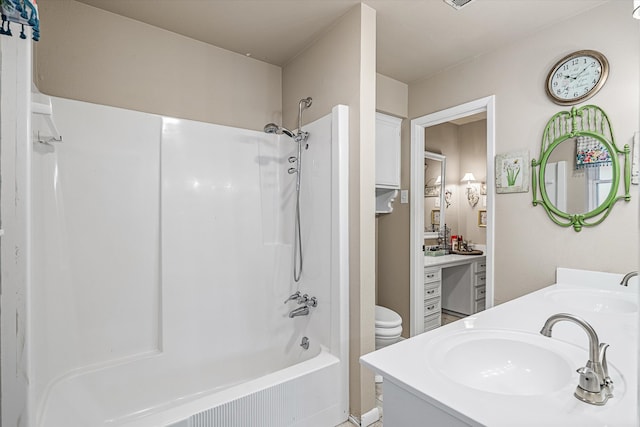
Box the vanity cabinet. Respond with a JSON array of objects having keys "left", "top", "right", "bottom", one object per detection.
[
  {"left": 375, "top": 112, "right": 402, "bottom": 213},
  {"left": 423, "top": 267, "right": 442, "bottom": 331},
  {"left": 441, "top": 258, "right": 486, "bottom": 316},
  {"left": 473, "top": 259, "right": 487, "bottom": 313},
  {"left": 417, "top": 254, "right": 486, "bottom": 335}
]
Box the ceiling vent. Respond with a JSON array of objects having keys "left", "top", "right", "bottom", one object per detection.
[{"left": 443, "top": 0, "right": 474, "bottom": 10}]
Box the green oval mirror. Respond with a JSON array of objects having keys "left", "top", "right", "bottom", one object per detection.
[{"left": 532, "top": 105, "right": 630, "bottom": 231}]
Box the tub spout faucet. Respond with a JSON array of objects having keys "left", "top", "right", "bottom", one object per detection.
[
  {"left": 289, "top": 305, "right": 309, "bottom": 318},
  {"left": 540, "top": 313, "right": 613, "bottom": 405},
  {"left": 620, "top": 271, "right": 638, "bottom": 286}
]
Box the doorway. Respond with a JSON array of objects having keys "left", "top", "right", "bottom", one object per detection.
[{"left": 409, "top": 96, "right": 496, "bottom": 336}]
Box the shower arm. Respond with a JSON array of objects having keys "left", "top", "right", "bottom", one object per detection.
[{"left": 297, "top": 97, "right": 312, "bottom": 133}]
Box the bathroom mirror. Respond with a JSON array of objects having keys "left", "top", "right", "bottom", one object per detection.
[
  {"left": 424, "top": 152, "right": 446, "bottom": 238},
  {"left": 532, "top": 105, "right": 630, "bottom": 231}
]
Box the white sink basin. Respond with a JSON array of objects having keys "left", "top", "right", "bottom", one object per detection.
[
  {"left": 545, "top": 289, "right": 637, "bottom": 314},
  {"left": 427, "top": 330, "right": 583, "bottom": 396}
]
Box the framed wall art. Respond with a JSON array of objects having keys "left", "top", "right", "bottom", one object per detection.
[
  {"left": 495, "top": 150, "right": 529, "bottom": 193},
  {"left": 431, "top": 209, "right": 440, "bottom": 225},
  {"left": 478, "top": 210, "right": 487, "bottom": 227}
]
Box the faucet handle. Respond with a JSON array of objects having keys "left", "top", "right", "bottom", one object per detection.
[
  {"left": 284, "top": 291, "right": 301, "bottom": 304},
  {"left": 599, "top": 343, "right": 613, "bottom": 389}
]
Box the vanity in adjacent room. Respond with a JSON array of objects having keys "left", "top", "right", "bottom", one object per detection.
[
  {"left": 419, "top": 144, "right": 489, "bottom": 334},
  {"left": 421, "top": 253, "right": 486, "bottom": 333}
]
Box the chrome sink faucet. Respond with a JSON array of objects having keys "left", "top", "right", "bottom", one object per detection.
[
  {"left": 620, "top": 271, "right": 638, "bottom": 286},
  {"left": 540, "top": 313, "right": 613, "bottom": 405}
]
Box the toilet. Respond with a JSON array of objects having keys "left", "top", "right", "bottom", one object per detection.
[{"left": 375, "top": 305, "right": 403, "bottom": 350}]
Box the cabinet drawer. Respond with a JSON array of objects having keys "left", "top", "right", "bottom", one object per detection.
[
  {"left": 423, "top": 312, "right": 441, "bottom": 331},
  {"left": 424, "top": 281, "right": 441, "bottom": 299},
  {"left": 424, "top": 297, "right": 441, "bottom": 316},
  {"left": 424, "top": 268, "right": 441, "bottom": 283},
  {"left": 474, "top": 298, "right": 486, "bottom": 313},
  {"left": 475, "top": 286, "right": 486, "bottom": 300},
  {"left": 474, "top": 274, "right": 486, "bottom": 287},
  {"left": 473, "top": 260, "right": 487, "bottom": 273}
]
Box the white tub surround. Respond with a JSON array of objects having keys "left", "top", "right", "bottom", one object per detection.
[
  {"left": 361, "top": 268, "right": 638, "bottom": 426},
  {"left": 27, "top": 98, "right": 350, "bottom": 427}
]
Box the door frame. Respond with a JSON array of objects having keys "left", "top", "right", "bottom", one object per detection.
[{"left": 409, "top": 95, "right": 496, "bottom": 336}]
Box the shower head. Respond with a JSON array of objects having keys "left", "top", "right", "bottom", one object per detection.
[
  {"left": 263, "top": 122, "right": 295, "bottom": 139},
  {"left": 264, "top": 123, "right": 280, "bottom": 134},
  {"left": 299, "top": 97, "right": 312, "bottom": 111}
]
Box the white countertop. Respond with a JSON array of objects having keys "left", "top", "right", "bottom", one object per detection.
[
  {"left": 424, "top": 252, "right": 485, "bottom": 268},
  {"left": 361, "top": 268, "right": 638, "bottom": 426}
]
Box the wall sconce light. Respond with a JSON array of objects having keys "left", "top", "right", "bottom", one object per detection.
[
  {"left": 461, "top": 172, "right": 479, "bottom": 207},
  {"left": 634, "top": 0, "right": 640, "bottom": 19},
  {"left": 435, "top": 175, "right": 441, "bottom": 185}
]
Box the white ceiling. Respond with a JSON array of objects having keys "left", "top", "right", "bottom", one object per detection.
[{"left": 76, "top": 0, "right": 609, "bottom": 83}]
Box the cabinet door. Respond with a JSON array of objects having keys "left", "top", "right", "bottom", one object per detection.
[
  {"left": 376, "top": 112, "right": 401, "bottom": 188},
  {"left": 441, "top": 264, "right": 474, "bottom": 316}
]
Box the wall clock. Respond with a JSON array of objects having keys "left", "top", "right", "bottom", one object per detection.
[{"left": 545, "top": 50, "right": 609, "bottom": 106}]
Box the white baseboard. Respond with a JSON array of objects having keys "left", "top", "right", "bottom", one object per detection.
[{"left": 360, "top": 407, "right": 381, "bottom": 426}]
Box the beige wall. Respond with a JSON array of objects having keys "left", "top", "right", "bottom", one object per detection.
[
  {"left": 376, "top": 73, "right": 408, "bottom": 118},
  {"left": 282, "top": 4, "right": 378, "bottom": 418},
  {"left": 376, "top": 118, "right": 412, "bottom": 336},
  {"left": 380, "top": 0, "right": 639, "bottom": 309},
  {"left": 421, "top": 121, "right": 487, "bottom": 248},
  {"left": 426, "top": 123, "right": 461, "bottom": 240},
  {"left": 34, "top": 0, "right": 281, "bottom": 131},
  {"left": 458, "top": 120, "right": 487, "bottom": 245},
  {"left": 374, "top": 73, "right": 407, "bottom": 322}
]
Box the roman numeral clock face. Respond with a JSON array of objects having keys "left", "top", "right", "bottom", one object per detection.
[{"left": 546, "top": 50, "right": 609, "bottom": 106}]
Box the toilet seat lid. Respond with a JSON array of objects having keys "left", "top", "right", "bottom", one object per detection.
[{"left": 375, "top": 305, "right": 402, "bottom": 328}]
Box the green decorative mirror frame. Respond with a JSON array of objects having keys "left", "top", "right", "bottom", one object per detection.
[{"left": 532, "top": 105, "right": 630, "bottom": 232}]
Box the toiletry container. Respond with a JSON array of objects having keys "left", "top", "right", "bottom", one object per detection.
[{"left": 375, "top": 305, "right": 403, "bottom": 350}]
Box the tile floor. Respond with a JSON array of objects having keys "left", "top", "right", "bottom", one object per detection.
[
  {"left": 442, "top": 311, "right": 464, "bottom": 325},
  {"left": 335, "top": 382, "right": 384, "bottom": 427}
]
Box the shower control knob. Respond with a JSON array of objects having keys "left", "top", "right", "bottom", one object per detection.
[
  {"left": 288, "top": 156, "right": 298, "bottom": 163},
  {"left": 288, "top": 168, "right": 297, "bottom": 174},
  {"left": 284, "top": 291, "right": 301, "bottom": 304},
  {"left": 308, "top": 297, "right": 318, "bottom": 307}
]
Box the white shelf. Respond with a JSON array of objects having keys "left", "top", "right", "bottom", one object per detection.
[{"left": 375, "top": 188, "right": 398, "bottom": 213}]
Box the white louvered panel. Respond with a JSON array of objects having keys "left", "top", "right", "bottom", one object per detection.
[{"left": 190, "top": 381, "right": 297, "bottom": 427}]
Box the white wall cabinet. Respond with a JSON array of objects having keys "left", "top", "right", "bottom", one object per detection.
[
  {"left": 375, "top": 112, "right": 401, "bottom": 188},
  {"left": 375, "top": 112, "right": 402, "bottom": 213}
]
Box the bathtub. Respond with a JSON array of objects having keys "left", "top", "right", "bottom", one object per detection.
[
  {"left": 26, "top": 99, "right": 350, "bottom": 427},
  {"left": 39, "top": 345, "right": 343, "bottom": 427}
]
